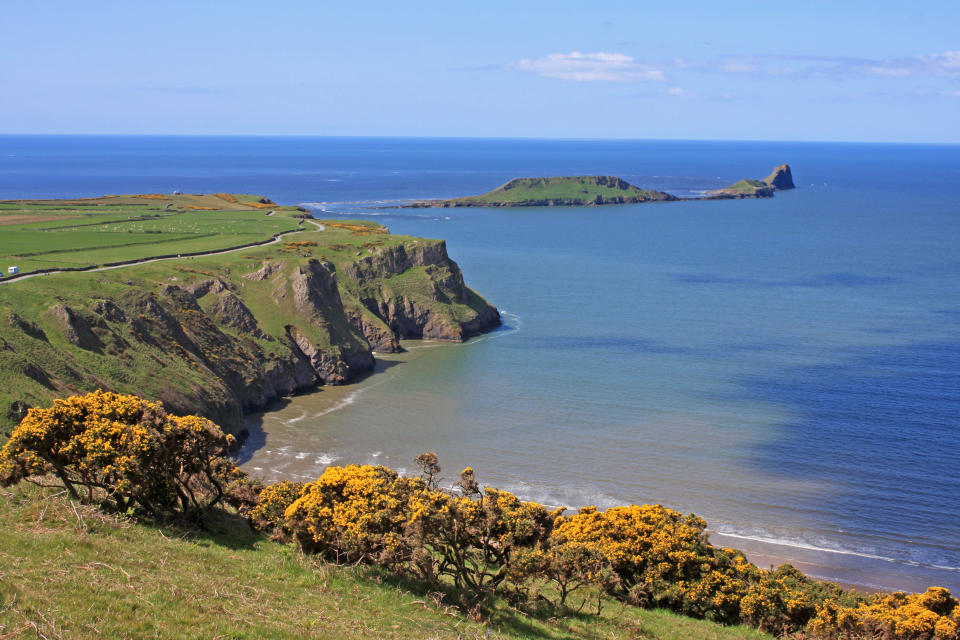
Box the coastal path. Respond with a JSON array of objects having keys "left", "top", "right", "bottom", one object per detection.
[{"left": 0, "top": 220, "right": 325, "bottom": 286}]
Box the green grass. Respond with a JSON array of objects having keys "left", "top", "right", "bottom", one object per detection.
[
  {"left": 0, "top": 195, "right": 304, "bottom": 275},
  {"left": 422, "top": 176, "right": 675, "bottom": 206},
  {"left": 0, "top": 485, "right": 774, "bottom": 640},
  {"left": 722, "top": 179, "right": 769, "bottom": 194},
  {"left": 0, "top": 218, "right": 487, "bottom": 434}
]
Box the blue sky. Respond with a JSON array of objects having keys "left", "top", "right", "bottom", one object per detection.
[{"left": 2, "top": 1, "right": 959, "bottom": 142}]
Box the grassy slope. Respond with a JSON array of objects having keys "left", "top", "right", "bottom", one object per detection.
[
  {"left": 0, "top": 485, "right": 773, "bottom": 640},
  {"left": 722, "top": 179, "right": 769, "bottom": 194},
  {"left": 433, "top": 176, "right": 672, "bottom": 206},
  {"left": 0, "top": 216, "right": 493, "bottom": 435},
  {"left": 0, "top": 194, "right": 303, "bottom": 274}
]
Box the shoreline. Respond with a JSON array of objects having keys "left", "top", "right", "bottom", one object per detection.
[{"left": 236, "top": 340, "right": 958, "bottom": 598}]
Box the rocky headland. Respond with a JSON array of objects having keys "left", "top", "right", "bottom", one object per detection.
[
  {"left": 405, "top": 176, "right": 678, "bottom": 208},
  {"left": 0, "top": 225, "right": 500, "bottom": 437},
  {"left": 404, "top": 165, "right": 795, "bottom": 207},
  {"left": 704, "top": 163, "right": 796, "bottom": 199}
]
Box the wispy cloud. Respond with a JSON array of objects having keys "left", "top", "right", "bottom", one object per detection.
[
  {"left": 126, "top": 84, "right": 225, "bottom": 95},
  {"left": 701, "top": 50, "right": 960, "bottom": 79},
  {"left": 507, "top": 49, "right": 960, "bottom": 84},
  {"left": 509, "top": 51, "right": 665, "bottom": 82}
]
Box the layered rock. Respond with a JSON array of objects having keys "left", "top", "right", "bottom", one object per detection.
[
  {"left": 705, "top": 164, "right": 795, "bottom": 199},
  {"left": 0, "top": 237, "right": 499, "bottom": 435},
  {"left": 763, "top": 164, "right": 795, "bottom": 190}
]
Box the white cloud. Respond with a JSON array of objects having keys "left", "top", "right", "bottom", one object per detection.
[
  {"left": 510, "top": 51, "right": 665, "bottom": 82},
  {"left": 864, "top": 50, "right": 960, "bottom": 77},
  {"left": 719, "top": 61, "right": 758, "bottom": 74},
  {"left": 721, "top": 50, "right": 960, "bottom": 79}
]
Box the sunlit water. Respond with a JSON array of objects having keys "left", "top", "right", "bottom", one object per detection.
[{"left": 3, "top": 135, "right": 958, "bottom": 592}]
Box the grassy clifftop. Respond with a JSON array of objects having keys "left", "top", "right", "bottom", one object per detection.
[
  {"left": 0, "top": 193, "right": 308, "bottom": 276},
  {"left": 0, "top": 197, "right": 499, "bottom": 436},
  {"left": 406, "top": 176, "right": 678, "bottom": 207}
]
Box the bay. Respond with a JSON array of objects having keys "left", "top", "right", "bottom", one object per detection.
[{"left": 2, "top": 135, "right": 958, "bottom": 592}]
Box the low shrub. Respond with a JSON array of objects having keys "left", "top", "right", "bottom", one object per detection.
[
  {"left": 809, "top": 587, "right": 959, "bottom": 639},
  {"left": 0, "top": 390, "right": 238, "bottom": 520}
]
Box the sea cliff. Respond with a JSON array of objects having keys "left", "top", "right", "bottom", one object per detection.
[{"left": 0, "top": 222, "right": 499, "bottom": 436}]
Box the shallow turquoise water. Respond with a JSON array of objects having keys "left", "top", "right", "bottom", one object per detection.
[{"left": 3, "top": 136, "right": 958, "bottom": 591}]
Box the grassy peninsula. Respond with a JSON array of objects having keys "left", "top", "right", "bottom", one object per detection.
[
  {"left": 405, "top": 176, "right": 678, "bottom": 207},
  {"left": 405, "top": 164, "right": 795, "bottom": 208},
  {"left": 705, "top": 166, "right": 794, "bottom": 199},
  {"left": 0, "top": 194, "right": 499, "bottom": 436}
]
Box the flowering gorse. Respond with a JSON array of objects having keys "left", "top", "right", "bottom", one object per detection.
[{"left": 0, "top": 390, "right": 239, "bottom": 519}]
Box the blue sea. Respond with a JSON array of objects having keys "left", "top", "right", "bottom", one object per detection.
[{"left": 1, "top": 135, "right": 958, "bottom": 592}]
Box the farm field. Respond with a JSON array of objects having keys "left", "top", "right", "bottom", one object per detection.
[{"left": 0, "top": 193, "right": 305, "bottom": 275}]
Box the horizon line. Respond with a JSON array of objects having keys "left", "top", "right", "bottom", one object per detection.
[{"left": 1, "top": 132, "right": 958, "bottom": 146}]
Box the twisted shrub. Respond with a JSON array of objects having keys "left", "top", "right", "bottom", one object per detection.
[
  {"left": 0, "top": 390, "right": 238, "bottom": 518},
  {"left": 405, "top": 471, "right": 559, "bottom": 605}
]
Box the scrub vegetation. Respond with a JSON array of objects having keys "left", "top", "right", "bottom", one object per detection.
[{"left": 2, "top": 391, "right": 958, "bottom": 639}]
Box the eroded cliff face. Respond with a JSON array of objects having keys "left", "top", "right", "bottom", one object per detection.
[
  {"left": 339, "top": 240, "right": 501, "bottom": 342},
  {"left": 0, "top": 238, "right": 499, "bottom": 435}
]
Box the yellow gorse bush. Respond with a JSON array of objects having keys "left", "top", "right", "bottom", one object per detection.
[
  {"left": 249, "top": 479, "right": 304, "bottom": 531},
  {"left": 0, "top": 390, "right": 239, "bottom": 518},
  {"left": 4, "top": 398, "right": 957, "bottom": 639},
  {"left": 810, "top": 587, "right": 959, "bottom": 639},
  {"left": 251, "top": 460, "right": 958, "bottom": 636},
  {"left": 284, "top": 464, "right": 419, "bottom": 567}
]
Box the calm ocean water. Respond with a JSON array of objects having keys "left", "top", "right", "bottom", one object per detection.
[{"left": 2, "top": 135, "right": 958, "bottom": 592}]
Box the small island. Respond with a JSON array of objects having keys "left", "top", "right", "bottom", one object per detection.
[
  {"left": 405, "top": 176, "right": 678, "bottom": 207},
  {"left": 405, "top": 164, "right": 795, "bottom": 208},
  {"left": 704, "top": 164, "right": 795, "bottom": 199}
]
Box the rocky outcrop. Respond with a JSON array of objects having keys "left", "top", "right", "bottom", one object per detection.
[
  {"left": 763, "top": 164, "right": 795, "bottom": 190},
  {"left": 705, "top": 180, "right": 776, "bottom": 199},
  {"left": 185, "top": 278, "right": 233, "bottom": 298},
  {"left": 343, "top": 302, "right": 402, "bottom": 353},
  {"left": 341, "top": 242, "right": 450, "bottom": 282},
  {"left": 243, "top": 261, "right": 285, "bottom": 282},
  {"left": 338, "top": 240, "right": 500, "bottom": 342},
  {"left": 0, "top": 236, "right": 499, "bottom": 435},
  {"left": 7, "top": 312, "right": 47, "bottom": 341},
  {"left": 50, "top": 305, "right": 104, "bottom": 352},
  {"left": 209, "top": 291, "right": 271, "bottom": 340},
  {"left": 705, "top": 164, "right": 796, "bottom": 199}
]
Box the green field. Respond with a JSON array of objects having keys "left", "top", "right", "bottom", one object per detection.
[
  {"left": 0, "top": 194, "right": 305, "bottom": 275},
  {"left": 0, "top": 484, "right": 774, "bottom": 640}
]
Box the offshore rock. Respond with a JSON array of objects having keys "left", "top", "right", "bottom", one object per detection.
[{"left": 763, "top": 164, "right": 795, "bottom": 190}]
